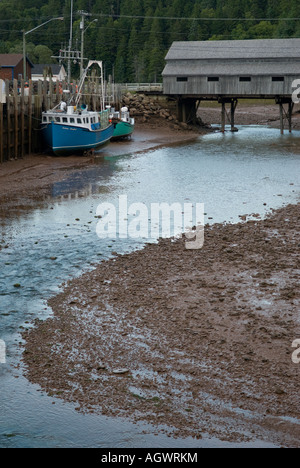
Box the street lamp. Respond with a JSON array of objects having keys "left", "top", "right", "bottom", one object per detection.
[
  {"left": 23, "top": 17, "right": 64, "bottom": 80},
  {"left": 79, "top": 11, "right": 98, "bottom": 75}
]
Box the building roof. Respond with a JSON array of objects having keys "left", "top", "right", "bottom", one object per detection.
[
  {"left": 163, "top": 61, "right": 300, "bottom": 77},
  {"left": 165, "top": 39, "right": 300, "bottom": 61},
  {"left": 32, "top": 64, "right": 63, "bottom": 75},
  {"left": 0, "top": 54, "right": 33, "bottom": 67}
]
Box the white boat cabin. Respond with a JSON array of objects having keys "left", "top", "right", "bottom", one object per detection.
[
  {"left": 42, "top": 103, "right": 102, "bottom": 131},
  {"left": 110, "top": 106, "right": 134, "bottom": 125}
]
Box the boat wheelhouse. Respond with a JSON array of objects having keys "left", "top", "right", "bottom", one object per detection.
[{"left": 111, "top": 106, "right": 135, "bottom": 140}]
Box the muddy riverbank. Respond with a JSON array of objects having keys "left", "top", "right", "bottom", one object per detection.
[
  {"left": 198, "top": 100, "right": 300, "bottom": 130},
  {"left": 0, "top": 121, "right": 201, "bottom": 218},
  {"left": 22, "top": 202, "right": 300, "bottom": 447},
  {"left": 1, "top": 101, "right": 299, "bottom": 218}
]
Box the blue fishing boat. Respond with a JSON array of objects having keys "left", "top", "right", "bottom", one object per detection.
[
  {"left": 41, "top": 61, "right": 114, "bottom": 156},
  {"left": 42, "top": 106, "right": 114, "bottom": 156}
]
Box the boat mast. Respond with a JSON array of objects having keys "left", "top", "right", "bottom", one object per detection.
[{"left": 75, "top": 61, "right": 105, "bottom": 111}]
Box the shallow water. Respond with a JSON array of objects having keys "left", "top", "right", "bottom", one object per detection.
[{"left": 0, "top": 126, "right": 299, "bottom": 448}]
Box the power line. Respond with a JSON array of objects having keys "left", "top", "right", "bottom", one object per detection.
[
  {"left": 0, "top": 13, "right": 300, "bottom": 25},
  {"left": 94, "top": 13, "right": 300, "bottom": 22}
]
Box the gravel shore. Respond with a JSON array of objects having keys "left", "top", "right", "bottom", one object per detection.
[{"left": 22, "top": 202, "right": 300, "bottom": 447}]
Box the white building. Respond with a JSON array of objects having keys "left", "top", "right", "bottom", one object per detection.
[{"left": 31, "top": 64, "right": 67, "bottom": 82}]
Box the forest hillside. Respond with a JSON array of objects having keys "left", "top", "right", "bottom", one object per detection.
[{"left": 0, "top": 0, "right": 299, "bottom": 81}]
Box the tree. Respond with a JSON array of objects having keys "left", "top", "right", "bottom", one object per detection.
[
  {"left": 248, "top": 21, "right": 276, "bottom": 39},
  {"left": 34, "top": 45, "right": 55, "bottom": 64},
  {"left": 0, "top": 0, "right": 300, "bottom": 82},
  {"left": 127, "top": 23, "right": 142, "bottom": 81}
]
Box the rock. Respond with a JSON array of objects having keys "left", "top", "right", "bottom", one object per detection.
[
  {"left": 97, "top": 364, "right": 107, "bottom": 370},
  {"left": 274, "top": 387, "right": 285, "bottom": 395},
  {"left": 112, "top": 368, "right": 130, "bottom": 375},
  {"left": 179, "top": 122, "right": 188, "bottom": 129}
]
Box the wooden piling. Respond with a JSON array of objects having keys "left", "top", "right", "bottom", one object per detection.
[
  {"left": 230, "top": 99, "right": 238, "bottom": 132},
  {"left": 279, "top": 102, "right": 284, "bottom": 135},
  {"left": 221, "top": 101, "right": 226, "bottom": 133},
  {"left": 6, "top": 80, "right": 11, "bottom": 160},
  {"left": 28, "top": 80, "right": 33, "bottom": 155},
  {"left": 21, "top": 79, "right": 25, "bottom": 158},
  {"left": 0, "top": 102, "right": 3, "bottom": 164},
  {"left": 288, "top": 101, "right": 294, "bottom": 133}
]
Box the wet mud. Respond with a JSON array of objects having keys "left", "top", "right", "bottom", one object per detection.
[
  {"left": 22, "top": 202, "right": 300, "bottom": 447},
  {"left": 198, "top": 102, "right": 300, "bottom": 130},
  {"left": 0, "top": 122, "right": 201, "bottom": 219}
]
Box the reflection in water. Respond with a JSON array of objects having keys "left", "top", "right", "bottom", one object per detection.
[
  {"left": 51, "top": 158, "right": 120, "bottom": 199},
  {"left": 0, "top": 126, "right": 299, "bottom": 448}
]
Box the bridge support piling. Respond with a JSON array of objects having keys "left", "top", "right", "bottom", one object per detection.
[
  {"left": 279, "top": 102, "right": 284, "bottom": 135},
  {"left": 276, "top": 97, "right": 294, "bottom": 134},
  {"left": 221, "top": 101, "right": 226, "bottom": 133},
  {"left": 177, "top": 98, "right": 197, "bottom": 124},
  {"left": 288, "top": 101, "right": 294, "bottom": 133},
  {"left": 219, "top": 98, "right": 238, "bottom": 132}
]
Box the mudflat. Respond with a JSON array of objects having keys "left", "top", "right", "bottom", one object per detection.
[
  {"left": 22, "top": 202, "right": 300, "bottom": 447},
  {"left": 1, "top": 103, "right": 299, "bottom": 447}
]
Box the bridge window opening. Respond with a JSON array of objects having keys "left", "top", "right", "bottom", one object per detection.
[
  {"left": 207, "top": 77, "right": 219, "bottom": 82},
  {"left": 239, "top": 77, "right": 251, "bottom": 82},
  {"left": 272, "top": 77, "right": 284, "bottom": 82},
  {"left": 176, "top": 77, "right": 188, "bottom": 82}
]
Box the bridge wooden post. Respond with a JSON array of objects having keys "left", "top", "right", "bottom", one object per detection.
[
  {"left": 176, "top": 98, "right": 197, "bottom": 124},
  {"left": 279, "top": 101, "right": 284, "bottom": 135},
  {"left": 176, "top": 97, "right": 183, "bottom": 122},
  {"left": 221, "top": 101, "right": 226, "bottom": 133},
  {"left": 276, "top": 97, "right": 294, "bottom": 135},
  {"left": 219, "top": 98, "right": 238, "bottom": 132},
  {"left": 288, "top": 101, "right": 294, "bottom": 133},
  {"left": 231, "top": 99, "right": 238, "bottom": 132}
]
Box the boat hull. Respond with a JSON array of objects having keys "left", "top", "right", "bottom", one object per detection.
[
  {"left": 42, "top": 122, "right": 114, "bottom": 156},
  {"left": 112, "top": 121, "right": 134, "bottom": 140}
]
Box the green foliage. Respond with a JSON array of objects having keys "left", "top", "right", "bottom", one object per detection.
[{"left": 0, "top": 0, "right": 299, "bottom": 81}]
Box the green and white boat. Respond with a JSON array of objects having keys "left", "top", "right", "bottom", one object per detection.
[{"left": 111, "top": 107, "right": 135, "bottom": 140}]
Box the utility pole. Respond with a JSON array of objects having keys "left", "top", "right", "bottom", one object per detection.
[
  {"left": 52, "top": 8, "right": 96, "bottom": 83},
  {"left": 52, "top": 4, "right": 86, "bottom": 83},
  {"left": 23, "top": 31, "right": 26, "bottom": 80}
]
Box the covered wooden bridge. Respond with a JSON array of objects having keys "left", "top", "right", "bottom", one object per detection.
[{"left": 162, "top": 39, "right": 300, "bottom": 133}]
